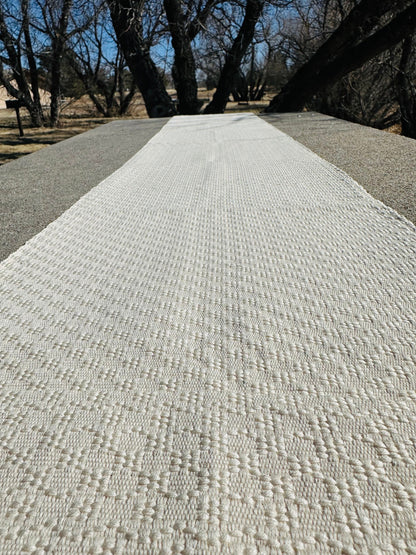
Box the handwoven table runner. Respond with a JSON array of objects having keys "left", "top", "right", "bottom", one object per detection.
[{"left": 0, "top": 114, "right": 415, "bottom": 553}]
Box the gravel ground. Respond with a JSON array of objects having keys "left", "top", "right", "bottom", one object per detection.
[
  {"left": 1, "top": 112, "right": 414, "bottom": 262},
  {"left": 262, "top": 112, "right": 416, "bottom": 225},
  {"left": 0, "top": 118, "right": 168, "bottom": 261}
]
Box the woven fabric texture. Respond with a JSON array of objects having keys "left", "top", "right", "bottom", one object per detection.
[{"left": 0, "top": 114, "right": 415, "bottom": 554}]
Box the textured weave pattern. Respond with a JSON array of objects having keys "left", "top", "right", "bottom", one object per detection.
[{"left": 0, "top": 113, "right": 415, "bottom": 554}]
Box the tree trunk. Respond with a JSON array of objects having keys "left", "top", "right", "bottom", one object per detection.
[
  {"left": 119, "top": 83, "right": 137, "bottom": 115},
  {"left": 49, "top": 0, "right": 73, "bottom": 127},
  {"left": 0, "top": 4, "right": 43, "bottom": 126},
  {"left": 118, "top": 55, "right": 137, "bottom": 115},
  {"left": 25, "top": 99, "right": 45, "bottom": 127},
  {"left": 164, "top": 0, "right": 201, "bottom": 114},
  {"left": 107, "top": 0, "right": 176, "bottom": 118},
  {"left": 0, "top": 70, "right": 44, "bottom": 126},
  {"left": 397, "top": 36, "right": 416, "bottom": 139},
  {"left": 204, "top": 0, "right": 264, "bottom": 114},
  {"left": 21, "top": 0, "right": 45, "bottom": 125},
  {"left": 231, "top": 71, "right": 248, "bottom": 102},
  {"left": 266, "top": 0, "right": 416, "bottom": 113},
  {"left": 49, "top": 50, "right": 62, "bottom": 126},
  {"left": 87, "top": 89, "right": 108, "bottom": 116}
]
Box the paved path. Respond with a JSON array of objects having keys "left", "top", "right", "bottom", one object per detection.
[
  {"left": 262, "top": 112, "right": 416, "bottom": 225},
  {"left": 0, "top": 114, "right": 415, "bottom": 553},
  {"left": 0, "top": 118, "right": 168, "bottom": 261}
]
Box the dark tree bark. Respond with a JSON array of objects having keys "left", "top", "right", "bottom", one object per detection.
[
  {"left": 266, "top": 0, "right": 416, "bottom": 113},
  {"left": 0, "top": 3, "right": 44, "bottom": 126},
  {"left": 164, "top": 0, "right": 201, "bottom": 114},
  {"left": 164, "top": 0, "right": 216, "bottom": 114},
  {"left": 50, "top": 0, "right": 73, "bottom": 127},
  {"left": 397, "top": 35, "right": 416, "bottom": 139},
  {"left": 188, "top": 0, "right": 218, "bottom": 42},
  {"left": 107, "top": 0, "right": 176, "bottom": 118},
  {"left": 116, "top": 52, "right": 137, "bottom": 115},
  {"left": 231, "top": 70, "right": 248, "bottom": 102},
  {"left": 21, "top": 0, "right": 45, "bottom": 125},
  {"left": 119, "top": 79, "right": 137, "bottom": 116},
  {"left": 204, "top": 0, "right": 264, "bottom": 114}
]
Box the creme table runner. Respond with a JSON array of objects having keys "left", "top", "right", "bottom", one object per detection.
[{"left": 0, "top": 114, "right": 415, "bottom": 553}]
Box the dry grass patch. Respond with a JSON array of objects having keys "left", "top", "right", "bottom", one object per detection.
[{"left": 0, "top": 94, "right": 150, "bottom": 165}]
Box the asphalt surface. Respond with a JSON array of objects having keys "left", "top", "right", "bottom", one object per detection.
[
  {"left": 0, "top": 118, "right": 168, "bottom": 261},
  {"left": 1, "top": 112, "right": 415, "bottom": 261},
  {"left": 262, "top": 112, "right": 416, "bottom": 226}
]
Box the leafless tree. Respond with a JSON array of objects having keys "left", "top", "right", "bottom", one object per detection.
[
  {"left": 3, "top": 0, "right": 413, "bottom": 133},
  {"left": 204, "top": 0, "right": 266, "bottom": 113},
  {"left": 31, "top": 0, "right": 99, "bottom": 126},
  {"left": 0, "top": 0, "right": 45, "bottom": 126},
  {"left": 242, "top": 10, "right": 289, "bottom": 101},
  {"left": 47, "top": 0, "right": 72, "bottom": 125},
  {"left": 163, "top": 0, "right": 218, "bottom": 114},
  {"left": 107, "top": 0, "right": 176, "bottom": 117},
  {"left": 68, "top": 5, "right": 137, "bottom": 117},
  {"left": 312, "top": 56, "right": 400, "bottom": 129},
  {"left": 293, "top": 1, "right": 402, "bottom": 129},
  {"left": 266, "top": 0, "right": 416, "bottom": 114}
]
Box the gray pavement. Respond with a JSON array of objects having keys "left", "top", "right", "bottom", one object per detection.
[
  {"left": 261, "top": 112, "right": 416, "bottom": 226},
  {"left": 0, "top": 118, "right": 168, "bottom": 261}
]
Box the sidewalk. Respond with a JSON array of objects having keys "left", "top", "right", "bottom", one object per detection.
[
  {"left": 0, "top": 114, "right": 415, "bottom": 553},
  {"left": 0, "top": 118, "right": 168, "bottom": 261},
  {"left": 262, "top": 112, "right": 416, "bottom": 224}
]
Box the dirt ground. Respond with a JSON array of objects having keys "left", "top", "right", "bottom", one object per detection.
[{"left": 0, "top": 93, "right": 270, "bottom": 166}]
